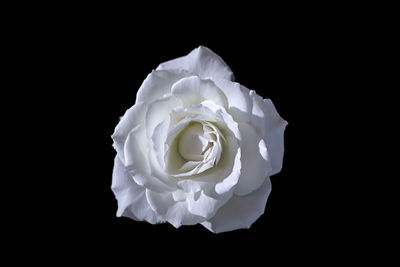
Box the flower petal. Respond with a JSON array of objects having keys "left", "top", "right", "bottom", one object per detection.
[
  {"left": 136, "top": 69, "right": 192, "bottom": 104},
  {"left": 171, "top": 76, "right": 228, "bottom": 108},
  {"left": 145, "top": 189, "right": 174, "bottom": 214},
  {"left": 172, "top": 190, "right": 186, "bottom": 202},
  {"left": 156, "top": 46, "right": 234, "bottom": 81},
  {"left": 187, "top": 190, "right": 227, "bottom": 219},
  {"left": 111, "top": 156, "right": 164, "bottom": 224},
  {"left": 201, "top": 178, "right": 272, "bottom": 233},
  {"left": 234, "top": 123, "right": 272, "bottom": 196},
  {"left": 145, "top": 189, "right": 207, "bottom": 227},
  {"left": 212, "top": 79, "right": 253, "bottom": 123},
  {"left": 200, "top": 100, "right": 241, "bottom": 142},
  {"left": 163, "top": 201, "right": 206, "bottom": 228},
  {"left": 111, "top": 102, "right": 146, "bottom": 165},
  {"left": 145, "top": 95, "right": 182, "bottom": 139},
  {"left": 176, "top": 179, "right": 208, "bottom": 193},
  {"left": 124, "top": 128, "right": 176, "bottom": 193},
  {"left": 150, "top": 117, "right": 170, "bottom": 170},
  {"left": 262, "top": 99, "right": 288, "bottom": 176},
  {"left": 214, "top": 144, "right": 241, "bottom": 195},
  {"left": 247, "top": 91, "right": 288, "bottom": 176},
  {"left": 147, "top": 148, "right": 177, "bottom": 189}
]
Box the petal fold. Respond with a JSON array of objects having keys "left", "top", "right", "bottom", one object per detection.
[
  {"left": 234, "top": 123, "right": 271, "bottom": 196},
  {"left": 111, "top": 102, "right": 146, "bottom": 165},
  {"left": 111, "top": 156, "right": 164, "bottom": 224},
  {"left": 136, "top": 69, "right": 192, "bottom": 104},
  {"left": 156, "top": 46, "right": 234, "bottom": 81},
  {"left": 201, "top": 178, "right": 272, "bottom": 233},
  {"left": 262, "top": 99, "right": 288, "bottom": 176},
  {"left": 171, "top": 76, "right": 228, "bottom": 108}
]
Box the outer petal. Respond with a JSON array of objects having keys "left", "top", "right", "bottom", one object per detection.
[
  {"left": 213, "top": 79, "right": 288, "bottom": 178},
  {"left": 145, "top": 189, "right": 206, "bottom": 228},
  {"left": 212, "top": 79, "right": 253, "bottom": 124},
  {"left": 262, "top": 99, "right": 288, "bottom": 176},
  {"left": 186, "top": 191, "right": 221, "bottom": 219},
  {"left": 136, "top": 69, "right": 192, "bottom": 104},
  {"left": 213, "top": 79, "right": 287, "bottom": 175},
  {"left": 201, "top": 178, "right": 272, "bottom": 233},
  {"left": 218, "top": 82, "right": 287, "bottom": 177},
  {"left": 111, "top": 102, "right": 146, "bottom": 165},
  {"left": 156, "top": 46, "right": 234, "bottom": 81},
  {"left": 234, "top": 123, "right": 271, "bottom": 196},
  {"left": 163, "top": 201, "right": 206, "bottom": 228},
  {"left": 145, "top": 189, "right": 174, "bottom": 214},
  {"left": 111, "top": 156, "right": 164, "bottom": 224},
  {"left": 185, "top": 176, "right": 235, "bottom": 220}
]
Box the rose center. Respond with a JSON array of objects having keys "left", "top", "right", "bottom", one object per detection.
[{"left": 178, "top": 123, "right": 208, "bottom": 161}]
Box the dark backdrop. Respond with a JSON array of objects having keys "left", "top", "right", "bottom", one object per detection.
[
  {"left": 15, "top": 11, "right": 359, "bottom": 261},
  {"left": 67, "top": 34, "right": 334, "bottom": 248}
]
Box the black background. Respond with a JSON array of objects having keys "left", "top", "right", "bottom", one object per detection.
[
  {"left": 10, "top": 7, "right": 368, "bottom": 261},
  {"left": 68, "top": 31, "right": 335, "bottom": 250}
]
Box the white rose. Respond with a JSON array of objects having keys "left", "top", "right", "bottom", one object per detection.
[{"left": 111, "top": 46, "right": 287, "bottom": 233}]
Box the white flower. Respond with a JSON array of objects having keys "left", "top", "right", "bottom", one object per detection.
[{"left": 111, "top": 46, "right": 287, "bottom": 233}]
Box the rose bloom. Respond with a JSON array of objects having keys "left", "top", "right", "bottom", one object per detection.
[{"left": 111, "top": 46, "right": 287, "bottom": 233}]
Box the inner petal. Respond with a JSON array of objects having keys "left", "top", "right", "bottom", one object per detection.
[{"left": 178, "top": 123, "right": 208, "bottom": 161}]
